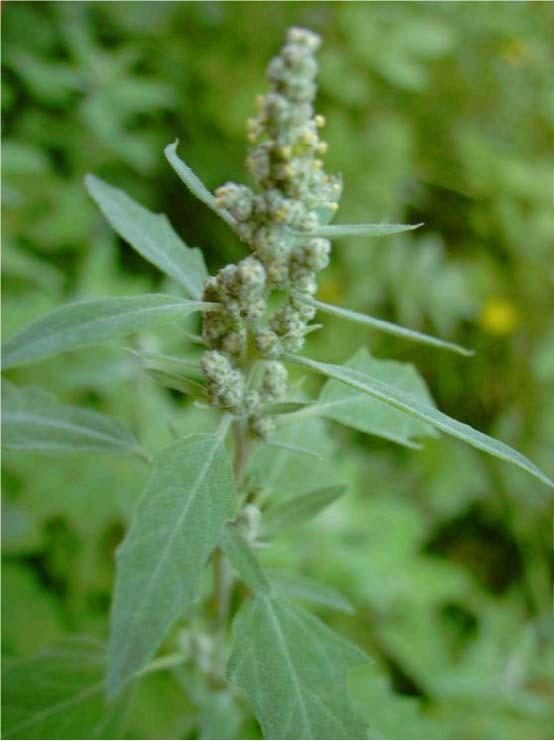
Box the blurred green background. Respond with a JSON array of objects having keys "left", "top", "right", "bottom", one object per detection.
[{"left": 2, "top": 2, "right": 554, "bottom": 739}]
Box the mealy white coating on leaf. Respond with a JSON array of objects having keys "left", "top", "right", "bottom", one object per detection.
[
  {"left": 107, "top": 431, "right": 236, "bottom": 698},
  {"left": 286, "top": 353, "right": 554, "bottom": 488},
  {"left": 1, "top": 381, "right": 138, "bottom": 455},
  {"left": 85, "top": 174, "right": 208, "bottom": 299},
  {"left": 266, "top": 570, "right": 354, "bottom": 615},
  {"left": 1, "top": 295, "right": 211, "bottom": 369},
  {"left": 227, "top": 594, "right": 370, "bottom": 739}
]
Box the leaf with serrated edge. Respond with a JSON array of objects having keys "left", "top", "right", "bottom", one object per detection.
[
  {"left": 220, "top": 522, "right": 270, "bottom": 593},
  {"left": 108, "top": 430, "right": 235, "bottom": 698},
  {"left": 1, "top": 295, "right": 212, "bottom": 370},
  {"left": 295, "top": 293, "right": 473, "bottom": 356},
  {"left": 1, "top": 381, "right": 138, "bottom": 455},
  {"left": 85, "top": 175, "right": 208, "bottom": 299},
  {"left": 227, "top": 594, "right": 369, "bottom": 739},
  {"left": 286, "top": 353, "right": 554, "bottom": 488},
  {"left": 316, "top": 348, "right": 438, "bottom": 448}
]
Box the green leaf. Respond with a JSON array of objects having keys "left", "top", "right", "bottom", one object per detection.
[
  {"left": 290, "top": 222, "right": 422, "bottom": 239},
  {"left": 295, "top": 293, "right": 473, "bottom": 356},
  {"left": 260, "top": 400, "right": 316, "bottom": 415},
  {"left": 108, "top": 429, "right": 236, "bottom": 698},
  {"left": 164, "top": 140, "right": 238, "bottom": 232},
  {"left": 1, "top": 294, "right": 212, "bottom": 369},
  {"left": 220, "top": 522, "right": 270, "bottom": 593},
  {"left": 2, "top": 638, "right": 125, "bottom": 740},
  {"left": 263, "top": 485, "right": 345, "bottom": 535},
  {"left": 199, "top": 690, "right": 242, "bottom": 740},
  {"left": 1, "top": 381, "right": 139, "bottom": 455},
  {"left": 316, "top": 348, "right": 439, "bottom": 448},
  {"left": 268, "top": 571, "right": 354, "bottom": 615},
  {"left": 227, "top": 594, "right": 369, "bottom": 739},
  {"left": 144, "top": 368, "right": 207, "bottom": 400},
  {"left": 286, "top": 353, "right": 554, "bottom": 488},
  {"left": 85, "top": 175, "right": 208, "bottom": 299}
]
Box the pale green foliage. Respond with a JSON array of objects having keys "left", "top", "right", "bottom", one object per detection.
[
  {"left": 267, "top": 571, "right": 353, "bottom": 615},
  {"left": 85, "top": 174, "right": 208, "bottom": 299},
  {"left": 263, "top": 484, "right": 345, "bottom": 534},
  {"left": 287, "top": 353, "right": 554, "bottom": 487},
  {"left": 228, "top": 594, "right": 370, "bottom": 739},
  {"left": 220, "top": 522, "right": 270, "bottom": 594},
  {"left": 1, "top": 295, "right": 210, "bottom": 369},
  {"left": 107, "top": 431, "right": 236, "bottom": 698},
  {"left": 2, "top": 638, "right": 118, "bottom": 740},
  {"left": 316, "top": 347, "right": 438, "bottom": 448},
  {"left": 1, "top": 381, "right": 138, "bottom": 454}
]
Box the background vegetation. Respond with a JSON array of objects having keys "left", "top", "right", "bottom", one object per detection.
[{"left": 2, "top": 2, "right": 553, "bottom": 738}]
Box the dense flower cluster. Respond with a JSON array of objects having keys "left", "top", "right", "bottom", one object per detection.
[{"left": 200, "top": 27, "right": 341, "bottom": 437}]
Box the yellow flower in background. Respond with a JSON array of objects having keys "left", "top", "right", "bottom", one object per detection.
[{"left": 479, "top": 297, "right": 519, "bottom": 335}]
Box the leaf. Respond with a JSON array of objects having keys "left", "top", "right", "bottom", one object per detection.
[
  {"left": 199, "top": 690, "right": 242, "bottom": 740},
  {"left": 164, "top": 140, "right": 238, "bottom": 232},
  {"left": 289, "top": 222, "right": 422, "bottom": 239},
  {"left": 144, "top": 368, "right": 207, "bottom": 400},
  {"left": 316, "top": 348, "right": 439, "bottom": 448},
  {"left": 227, "top": 594, "right": 369, "bottom": 739},
  {"left": 2, "top": 638, "right": 125, "bottom": 740},
  {"left": 260, "top": 400, "right": 316, "bottom": 415},
  {"left": 1, "top": 294, "right": 212, "bottom": 370},
  {"left": 108, "top": 429, "right": 236, "bottom": 698},
  {"left": 220, "top": 522, "right": 270, "bottom": 593},
  {"left": 263, "top": 485, "right": 345, "bottom": 535},
  {"left": 286, "top": 353, "right": 554, "bottom": 488},
  {"left": 268, "top": 571, "right": 354, "bottom": 615},
  {"left": 295, "top": 293, "right": 473, "bottom": 356},
  {"left": 1, "top": 381, "right": 139, "bottom": 455},
  {"left": 85, "top": 175, "right": 208, "bottom": 299}
]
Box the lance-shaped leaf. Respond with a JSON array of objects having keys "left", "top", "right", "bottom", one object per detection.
[
  {"left": 286, "top": 353, "right": 554, "bottom": 488},
  {"left": 2, "top": 294, "right": 212, "bottom": 370},
  {"left": 1, "top": 382, "right": 138, "bottom": 455},
  {"left": 315, "top": 348, "right": 438, "bottom": 449},
  {"left": 108, "top": 430, "right": 236, "bottom": 698},
  {"left": 144, "top": 368, "right": 208, "bottom": 401},
  {"left": 85, "top": 175, "right": 208, "bottom": 299},
  {"left": 220, "top": 522, "right": 270, "bottom": 593},
  {"left": 294, "top": 293, "right": 473, "bottom": 356},
  {"left": 227, "top": 595, "right": 370, "bottom": 739},
  {"left": 164, "top": 140, "right": 238, "bottom": 232},
  {"left": 2, "top": 638, "right": 125, "bottom": 740},
  {"left": 289, "top": 222, "right": 422, "bottom": 239},
  {"left": 268, "top": 571, "right": 354, "bottom": 615},
  {"left": 263, "top": 485, "right": 345, "bottom": 535}
]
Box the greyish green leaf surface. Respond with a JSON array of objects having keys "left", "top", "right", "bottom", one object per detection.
[
  {"left": 220, "top": 522, "right": 270, "bottom": 593},
  {"left": 1, "top": 294, "right": 211, "bottom": 369},
  {"left": 2, "top": 638, "right": 125, "bottom": 740},
  {"left": 227, "top": 594, "right": 370, "bottom": 739},
  {"left": 290, "top": 222, "right": 422, "bottom": 239},
  {"left": 263, "top": 485, "right": 346, "bottom": 535},
  {"left": 295, "top": 293, "right": 473, "bottom": 356},
  {"left": 267, "top": 571, "right": 354, "bottom": 615},
  {"left": 144, "top": 368, "right": 207, "bottom": 400},
  {"left": 164, "top": 140, "right": 238, "bottom": 231},
  {"left": 108, "top": 431, "right": 236, "bottom": 698},
  {"left": 1, "top": 381, "right": 138, "bottom": 455},
  {"left": 85, "top": 175, "right": 208, "bottom": 298},
  {"left": 286, "top": 353, "right": 554, "bottom": 487},
  {"left": 316, "top": 348, "right": 439, "bottom": 448}
]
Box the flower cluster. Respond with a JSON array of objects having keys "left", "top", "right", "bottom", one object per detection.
[{"left": 200, "top": 27, "right": 341, "bottom": 437}]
